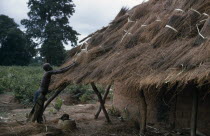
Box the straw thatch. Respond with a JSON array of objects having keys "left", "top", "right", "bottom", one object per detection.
[{"left": 50, "top": 0, "right": 210, "bottom": 91}]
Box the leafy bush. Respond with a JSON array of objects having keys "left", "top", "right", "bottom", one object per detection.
[
  {"left": 64, "top": 84, "right": 91, "bottom": 95},
  {"left": 0, "top": 66, "right": 42, "bottom": 103},
  {"left": 79, "top": 92, "right": 93, "bottom": 103},
  {"left": 108, "top": 106, "right": 121, "bottom": 117},
  {"left": 0, "top": 66, "right": 108, "bottom": 104},
  {"left": 53, "top": 97, "right": 63, "bottom": 111},
  {"left": 64, "top": 84, "right": 105, "bottom": 103}
]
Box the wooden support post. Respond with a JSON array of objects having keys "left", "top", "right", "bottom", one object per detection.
[
  {"left": 43, "top": 84, "right": 67, "bottom": 111},
  {"left": 191, "top": 88, "right": 199, "bottom": 136},
  {"left": 139, "top": 90, "right": 147, "bottom": 135},
  {"left": 95, "top": 84, "right": 112, "bottom": 119},
  {"left": 91, "top": 82, "right": 111, "bottom": 123}
]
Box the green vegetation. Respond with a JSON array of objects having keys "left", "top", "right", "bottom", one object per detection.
[
  {"left": 0, "top": 66, "right": 105, "bottom": 104},
  {"left": 64, "top": 84, "right": 105, "bottom": 103},
  {"left": 0, "top": 66, "right": 42, "bottom": 104},
  {"left": 21, "top": 0, "right": 79, "bottom": 66},
  {"left": 108, "top": 106, "right": 121, "bottom": 117},
  {"left": 0, "top": 15, "right": 36, "bottom": 66},
  {"left": 53, "top": 97, "right": 63, "bottom": 111}
]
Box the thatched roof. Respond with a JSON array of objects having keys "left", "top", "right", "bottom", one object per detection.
[{"left": 51, "top": 0, "right": 210, "bottom": 90}]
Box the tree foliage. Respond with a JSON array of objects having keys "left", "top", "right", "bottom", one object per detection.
[
  {"left": 0, "top": 15, "right": 36, "bottom": 66},
  {"left": 21, "top": 0, "right": 79, "bottom": 65}
]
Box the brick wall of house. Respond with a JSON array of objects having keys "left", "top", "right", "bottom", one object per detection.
[
  {"left": 113, "top": 83, "right": 210, "bottom": 135},
  {"left": 113, "top": 82, "right": 174, "bottom": 127},
  {"left": 175, "top": 89, "right": 210, "bottom": 134}
]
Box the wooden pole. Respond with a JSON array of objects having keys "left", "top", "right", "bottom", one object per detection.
[
  {"left": 91, "top": 82, "right": 111, "bottom": 123},
  {"left": 191, "top": 88, "right": 199, "bottom": 136},
  {"left": 79, "top": 33, "right": 94, "bottom": 43},
  {"left": 43, "top": 84, "right": 67, "bottom": 111},
  {"left": 95, "top": 84, "right": 112, "bottom": 119},
  {"left": 139, "top": 90, "right": 147, "bottom": 134}
]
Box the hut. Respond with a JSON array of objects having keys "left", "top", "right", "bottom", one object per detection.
[{"left": 50, "top": 0, "right": 210, "bottom": 135}]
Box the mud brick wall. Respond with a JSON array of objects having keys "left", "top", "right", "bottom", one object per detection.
[
  {"left": 113, "top": 82, "right": 175, "bottom": 127},
  {"left": 113, "top": 82, "right": 141, "bottom": 122},
  {"left": 113, "top": 82, "right": 210, "bottom": 135},
  {"left": 175, "top": 89, "right": 210, "bottom": 134}
]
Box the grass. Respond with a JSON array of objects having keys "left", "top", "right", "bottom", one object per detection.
[
  {"left": 63, "top": 84, "right": 106, "bottom": 103},
  {"left": 0, "top": 66, "right": 43, "bottom": 104},
  {"left": 0, "top": 66, "right": 104, "bottom": 104}
]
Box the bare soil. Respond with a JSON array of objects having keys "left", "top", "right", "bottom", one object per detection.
[
  {"left": 0, "top": 94, "right": 181, "bottom": 136},
  {"left": 0, "top": 94, "right": 140, "bottom": 136}
]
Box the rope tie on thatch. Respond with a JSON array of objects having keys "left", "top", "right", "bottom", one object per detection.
[
  {"left": 120, "top": 30, "right": 132, "bottom": 43},
  {"left": 156, "top": 16, "right": 161, "bottom": 22},
  {"left": 141, "top": 24, "right": 147, "bottom": 27},
  {"left": 174, "top": 8, "right": 184, "bottom": 13},
  {"left": 200, "top": 19, "right": 208, "bottom": 23},
  {"left": 165, "top": 25, "right": 178, "bottom": 33},
  {"left": 81, "top": 42, "right": 89, "bottom": 52},
  {"left": 79, "top": 42, "right": 88, "bottom": 50},
  {"left": 73, "top": 43, "right": 89, "bottom": 61},
  {"left": 189, "top": 8, "right": 201, "bottom": 16},
  {"left": 128, "top": 17, "right": 135, "bottom": 23},
  {"left": 196, "top": 24, "right": 207, "bottom": 39},
  {"left": 203, "top": 13, "right": 209, "bottom": 17}
]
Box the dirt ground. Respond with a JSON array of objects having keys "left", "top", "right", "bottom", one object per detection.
[{"left": 0, "top": 94, "right": 185, "bottom": 136}]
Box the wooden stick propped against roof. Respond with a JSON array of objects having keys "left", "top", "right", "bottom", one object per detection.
[
  {"left": 79, "top": 26, "right": 108, "bottom": 43},
  {"left": 91, "top": 82, "right": 111, "bottom": 123},
  {"left": 79, "top": 33, "right": 95, "bottom": 43},
  {"left": 94, "top": 84, "right": 112, "bottom": 119},
  {"left": 43, "top": 84, "right": 68, "bottom": 111}
]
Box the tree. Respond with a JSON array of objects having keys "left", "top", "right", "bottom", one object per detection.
[
  {"left": 21, "top": 0, "right": 79, "bottom": 65},
  {"left": 0, "top": 15, "right": 36, "bottom": 66}
]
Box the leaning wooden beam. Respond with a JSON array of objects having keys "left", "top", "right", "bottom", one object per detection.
[
  {"left": 91, "top": 82, "right": 111, "bottom": 123},
  {"left": 43, "top": 84, "right": 68, "bottom": 111},
  {"left": 190, "top": 88, "right": 199, "bottom": 136},
  {"left": 79, "top": 33, "right": 94, "bottom": 43},
  {"left": 79, "top": 26, "right": 108, "bottom": 43},
  {"left": 95, "top": 84, "right": 112, "bottom": 119}
]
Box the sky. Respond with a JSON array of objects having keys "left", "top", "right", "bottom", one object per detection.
[{"left": 0, "top": 0, "right": 144, "bottom": 49}]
